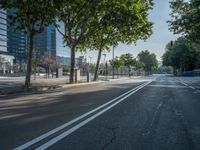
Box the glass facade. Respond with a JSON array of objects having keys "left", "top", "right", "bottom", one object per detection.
[
  {"left": 7, "top": 9, "right": 27, "bottom": 63},
  {"left": 34, "top": 24, "right": 56, "bottom": 56},
  {"left": 55, "top": 22, "right": 70, "bottom": 65},
  {"left": 0, "top": 9, "right": 14, "bottom": 74},
  {"left": 0, "top": 9, "right": 7, "bottom": 52},
  {"left": 5, "top": 9, "right": 70, "bottom": 66},
  {"left": 34, "top": 23, "right": 70, "bottom": 65}
]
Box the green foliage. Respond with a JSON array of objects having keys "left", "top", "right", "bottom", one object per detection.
[
  {"left": 88, "top": 0, "right": 153, "bottom": 80},
  {"left": 110, "top": 57, "right": 124, "bottom": 70},
  {"left": 137, "top": 50, "right": 158, "bottom": 74},
  {"left": 119, "top": 53, "right": 136, "bottom": 76},
  {"left": 88, "top": 0, "right": 153, "bottom": 51},
  {"left": 55, "top": 0, "right": 98, "bottom": 49},
  {"left": 120, "top": 54, "right": 136, "bottom": 69},
  {"left": 55, "top": 0, "right": 102, "bottom": 83},
  {"left": 162, "top": 38, "right": 200, "bottom": 73},
  {"left": 135, "top": 61, "right": 145, "bottom": 70},
  {"left": 168, "top": 0, "right": 200, "bottom": 42},
  {"left": 2, "top": 0, "right": 56, "bottom": 36}
]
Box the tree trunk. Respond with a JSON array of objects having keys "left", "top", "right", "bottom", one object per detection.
[
  {"left": 173, "top": 66, "right": 176, "bottom": 76},
  {"left": 117, "top": 68, "right": 119, "bottom": 78},
  {"left": 70, "top": 46, "right": 75, "bottom": 84},
  {"left": 34, "top": 64, "right": 36, "bottom": 80},
  {"left": 24, "top": 34, "right": 34, "bottom": 90},
  {"left": 94, "top": 49, "right": 102, "bottom": 81},
  {"left": 128, "top": 67, "right": 131, "bottom": 77},
  {"left": 48, "top": 66, "right": 50, "bottom": 78}
]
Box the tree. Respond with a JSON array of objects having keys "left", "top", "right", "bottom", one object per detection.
[
  {"left": 137, "top": 50, "right": 158, "bottom": 75},
  {"left": 162, "top": 38, "right": 200, "bottom": 75},
  {"left": 39, "top": 52, "right": 59, "bottom": 78},
  {"left": 168, "top": 0, "right": 200, "bottom": 42},
  {"left": 109, "top": 57, "right": 124, "bottom": 78},
  {"left": 135, "top": 60, "right": 145, "bottom": 75},
  {"left": 55, "top": 0, "right": 99, "bottom": 84},
  {"left": 89, "top": 0, "right": 153, "bottom": 81},
  {"left": 120, "top": 54, "right": 136, "bottom": 77},
  {"left": 1, "top": 0, "right": 56, "bottom": 90}
]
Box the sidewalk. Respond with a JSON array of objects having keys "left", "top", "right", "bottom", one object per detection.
[{"left": 0, "top": 76, "right": 130, "bottom": 95}]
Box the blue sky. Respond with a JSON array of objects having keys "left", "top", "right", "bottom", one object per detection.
[{"left": 78, "top": 0, "right": 180, "bottom": 62}]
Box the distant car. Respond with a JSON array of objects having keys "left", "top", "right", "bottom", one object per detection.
[{"left": 182, "top": 71, "right": 193, "bottom": 77}]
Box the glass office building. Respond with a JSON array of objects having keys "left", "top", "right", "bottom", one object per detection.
[
  {"left": 34, "top": 24, "right": 70, "bottom": 65},
  {"left": 0, "top": 9, "right": 7, "bottom": 52},
  {"left": 5, "top": 8, "right": 70, "bottom": 66},
  {"left": 6, "top": 9, "right": 27, "bottom": 64},
  {"left": 34, "top": 24, "right": 56, "bottom": 56},
  {"left": 0, "top": 9, "right": 14, "bottom": 74},
  {"left": 55, "top": 23, "right": 70, "bottom": 65}
]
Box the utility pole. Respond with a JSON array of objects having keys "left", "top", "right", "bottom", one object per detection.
[{"left": 112, "top": 46, "right": 115, "bottom": 79}]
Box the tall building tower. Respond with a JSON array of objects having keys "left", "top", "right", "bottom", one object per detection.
[
  {"left": 0, "top": 9, "right": 7, "bottom": 52},
  {"left": 55, "top": 24, "right": 70, "bottom": 65},
  {"left": 33, "top": 24, "right": 56, "bottom": 56},
  {"left": 7, "top": 9, "right": 27, "bottom": 64},
  {"left": 0, "top": 9, "right": 14, "bottom": 74},
  {"left": 34, "top": 24, "right": 70, "bottom": 65}
]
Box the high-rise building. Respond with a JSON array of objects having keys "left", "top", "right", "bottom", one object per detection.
[
  {"left": 33, "top": 24, "right": 70, "bottom": 65},
  {"left": 7, "top": 9, "right": 27, "bottom": 64},
  {"left": 33, "top": 24, "right": 56, "bottom": 56},
  {"left": 5, "top": 8, "right": 70, "bottom": 67},
  {"left": 55, "top": 24, "right": 71, "bottom": 65},
  {"left": 0, "top": 9, "right": 14, "bottom": 74},
  {"left": 0, "top": 9, "right": 7, "bottom": 52}
]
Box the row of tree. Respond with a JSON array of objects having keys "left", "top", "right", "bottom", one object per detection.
[
  {"left": 162, "top": 0, "right": 200, "bottom": 75},
  {"left": 1, "top": 0, "right": 153, "bottom": 90},
  {"left": 162, "top": 38, "right": 200, "bottom": 75},
  {"left": 110, "top": 50, "right": 158, "bottom": 77}
]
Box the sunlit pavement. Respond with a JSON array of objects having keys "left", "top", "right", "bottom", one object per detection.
[{"left": 0, "top": 75, "right": 200, "bottom": 150}]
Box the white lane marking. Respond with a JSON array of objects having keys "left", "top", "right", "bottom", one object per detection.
[
  {"left": 181, "top": 81, "right": 188, "bottom": 86},
  {"left": 35, "top": 81, "right": 152, "bottom": 150},
  {"left": 148, "top": 85, "right": 187, "bottom": 88},
  {"left": 188, "top": 86, "right": 195, "bottom": 90},
  {"left": 181, "top": 81, "right": 196, "bottom": 90},
  {"left": 14, "top": 82, "right": 149, "bottom": 150}
]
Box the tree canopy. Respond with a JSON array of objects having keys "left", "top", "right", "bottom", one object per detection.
[
  {"left": 168, "top": 0, "right": 200, "bottom": 42},
  {"left": 88, "top": 0, "right": 154, "bottom": 80},
  {"left": 55, "top": 0, "right": 101, "bottom": 83},
  {"left": 137, "top": 50, "right": 158, "bottom": 74},
  {"left": 120, "top": 53, "right": 136, "bottom": 76},
  {"left": 162, "top": 38, "right": 200, "bottom": 74}
]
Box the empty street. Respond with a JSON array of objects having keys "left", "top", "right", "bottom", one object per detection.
[{"left": 0, "top": 76, "right": 200, "bottom": 150}]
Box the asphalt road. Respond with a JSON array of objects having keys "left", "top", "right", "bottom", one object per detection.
[{"left": 0, "top": 75, "right": 200, "bottom": 150}]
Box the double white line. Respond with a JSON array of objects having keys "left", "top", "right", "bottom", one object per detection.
[{"left": 14, "top": 81, "right": 152, "bottom": 150}]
